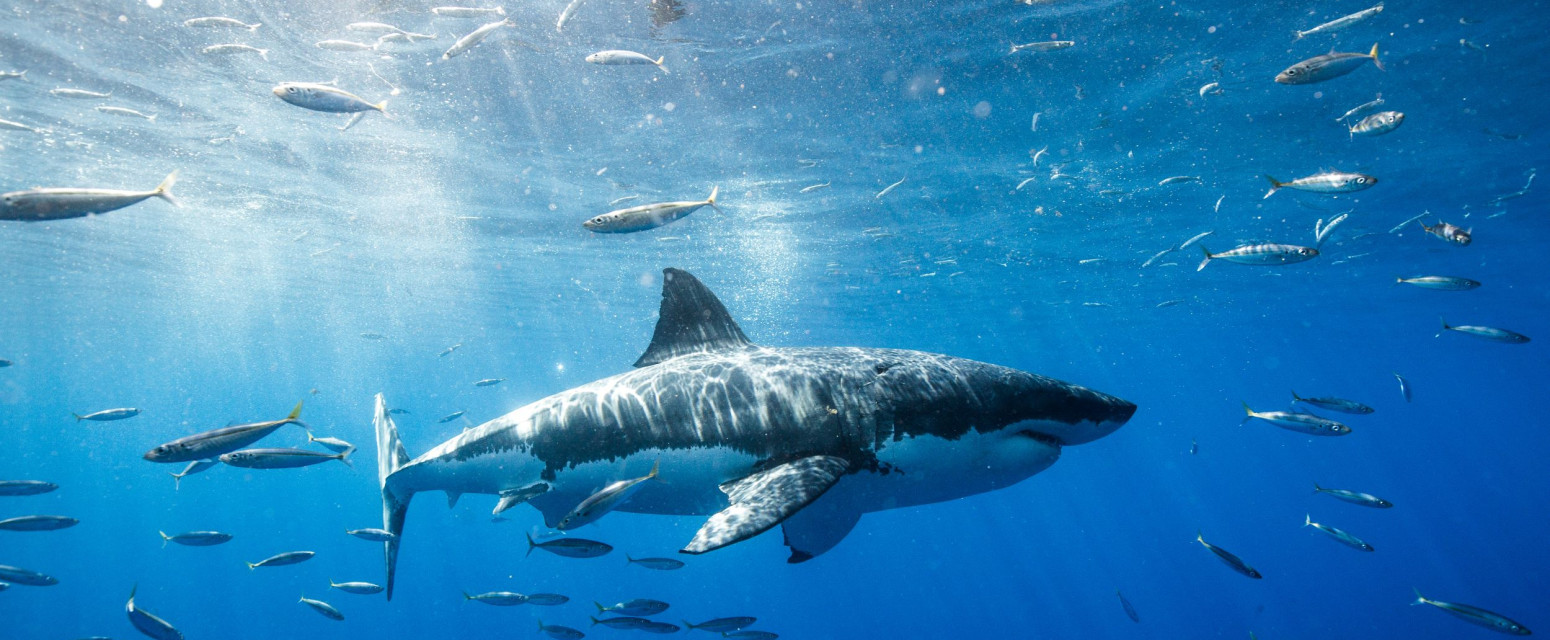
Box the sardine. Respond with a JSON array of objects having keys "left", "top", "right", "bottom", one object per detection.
[
  {"left": 1242, "top": 403, "right": 1351, "bottom": 436},
  {"left": 220, "top": 448, "right": 351, "bottom": 469},
  {"left": 1349, "top": 111, "right": 1404, "bottom": 137},
  {"left": 0, "top": 564, "right": 58, "bottom": 586},
  {"left": 1304, "top": 515, "right": 1374, "bottom": 551},
  {"left": 556, "top": 0, "right": 586, "bottom": 31},
  {"left": 144, "top": 402, "right": 308, "bottom": 463},
  {"left": 526, "top": 533, "right": 612, "bottom": 558},
  {"left": 346, "top": 528, "right": 397, "bottom": 542},
  {"left": 465, "top": 590, "right": 528, "bottom": 605},
  {"left": 0, "top": 480, "right": 57, "bottom": 496},
  {"left": 201, "top": 44, "right": 268, "bottom": 60},
  {"left": 438, "top": 410, "right": 466, "bottom": 423},
  {"left": 474, "top": 378, "right": 505, "bottom": 387},
  {"left": 1420, "top": 221, "right": 1471, "bottom": 246},
  {"left": 0, "top": 515, "right": 78, "bottom": 531},
  {"left": 1117, "top": 589, "right": 1140, "bottom": 623},
  {"left": 159, "top": 531, "right": 232, "bottom": 547},
  {"left": 1290, "top": 391, "right": 1374, "bottom": 414},
  {"left": 316, "top": 40, "right": 378, "bottom": 52},
  {"left": 1412, "top": 589, "right": 1531, "bottom": 635},
  {"left": 596, "top": 598, "right": 671, "bottom": 616},
  {"left": 299, "top": 596, "right": 345, "bottom": 620},
  {"left": 527, "top": 593, "right": 570, "bottom": 606},
  {"left": 50, "top": 88, "right": 112, "bottom": 99},
  {"left": 95, "top": 106, "right": 158, "bottom": 121},
  {"left": 1397, "top": 276, "right": 1480, "bottom": 291},
  {"left": 800, "top": 182, "right": 831, "bottom": 193},
  {"left": 2, "top": 172, "right": 178, "bottom": 222},
  {"left": 585, "top": 50, "right": 668, "bottom": 73},
  {"left": 1314, "top": 484, "right": 1393, "bottom": 508},
  {"left": 1197, "top": 244, "right": 1319, "bottom": 271},
  {"left": 1276, "top": 43, "right": 1382, "bottom": 84},
  {"left": 875, "top": 177, "right": 906, "bottom": 199},
  {"left": 246, "top": 551, "right": 315, "bottom": 569},
  {"left": 184, "top": 17, "right": 260, "bottom": 30},
  {"left": 1439, "top": 319, "right": 1530, "bottom": 344},
  {"left": 307, "top": 434, "right": 355, "bottom": 453},
  {"left": 1264, "top": 171, "right": 1376, "bottom": 198},
  {"left": 126, "top": 586, "right": 183, "bottom": 640},
  {"left": 1394, "top": 373, "right": 1412, "bottom": 402},
  {"left": 1196, "top": 532, "right": 1262, "bottom": 579},
  {"left": 558, "top": 461, "right": 659, "bottom": 530},
  {"left": 685, "top": 617, "right": 757, "bottom": 633},
  {"left": 73, "top": 408, "right": 140, "bottom": 422},
  {"left": 583, "top": 186, "right": 719, "bottom": 233},
  {"left": 538, "top": 620, "right": 587, "bottom": 640},
  {"left": 626, "top": 555, "right": 685, "bottom": 570},
  {"left": 273, "top": 83, "right": 386, "bottom": 114},
  {"left": 330, "top": 581, "right": 384, "bottom": 595},
  {"left": 1010, "top": 40, "right": 1075, "bottom": 53},
  {"left": 443, "top": 18, "right": 513, "bottom": 60},
  {"left": 1294, "top": 4, "right": 1384, "bottom": 40},
  {"left": 433, "top": 7, "right": 508, "bottom": 18},
  {"left": 1336, "top": 93, "right": 1385, "bottom": 122}
]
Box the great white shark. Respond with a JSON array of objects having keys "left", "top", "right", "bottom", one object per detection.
[{"left": 373, "top": 268, "right": 1135, "bottom": 598}]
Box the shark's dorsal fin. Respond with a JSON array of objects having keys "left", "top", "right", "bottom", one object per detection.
[{"left": 634, "top": 268, "right": 752, "bottom": 367}]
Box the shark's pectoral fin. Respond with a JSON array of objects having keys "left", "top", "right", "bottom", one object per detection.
[
  {"left": 633, "top": 268, "right": 754, "bottom": 368},
  {"left": 493, "top": 483, "right": 550, "bottom": 516},
  {"left": 780, "top": 495, "right": 861, "bottom": 563},
  {"left": 681, "top": 456, "right": 849, "bottom": 555}
]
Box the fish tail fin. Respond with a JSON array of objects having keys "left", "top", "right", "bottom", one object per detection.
[
  {"left": 1304, "top": 514, "right": 1312, "bottom": 527},
  {"left": 374, "top": 100, "right": 389, "bottom": 115},
  {"left": 1291, "top": 390, "right": 1302, "bottom": 402},
  {"left": 170, "top": 472, "right": 182, "bottom": 491},
  {"left": 249, "top": 23, "right": 262, "bottom": 32},
  {"left": 287, "top": 400, "right": 304, "bottom": 422},
  {"left": 496, "top": 6, "right": 507, "bottom": 15},
  {"left": 1394, "top": 277, "right": 1403, "bottom": 286},
  {"left": 706, "top": 185, "right": 722, "bottom": 213},
  {"left": 154, "top": 170, "right": 180, "bottom": 207},
  {"left": 683, "top": 620, "right": 696, "bottom": 630},
  {"left": 1313, "top": 482, "right": 1323, "bottom": 493},
  {"left": 462, "top": 591, "right": 473, "bottom": 600},
  {"left": 1241, "top": 402, "right": 1255, "bottom": 424},
  {"left": 1196, "top": 530, "right": 1205, "bottom": 545},
  {"left": 1195, "top": 246, "right": 1213, "bottom": 272},
  {"left": 1412, "top": 587, "right": 1427, "bottom": 606},
  {"left": 259, "top": 49, "right": 269, "bottom": 62},
  {"left": 336, "top": 449, "right": 353, "bottom": 468},
  {"left": 147, "top": 114, "right": 157, "bottom": 123},
  {"left": 159, "top": 531, "right": 170, "bottom": 548},
  {"left": 648, "top": 459, "right": 661, "bottom": 481},
  {"left": 1262, "top": 175, "right": 1282, "bottom": 199},
  {"left": 246, "top": 562, "right": 256, "bottom": 570},
  {"left": 375, "top": 393, "right": 415, "bottom": 600},
  {"left": 595, "top": 601, "right": 606, "bottom": 613},
  {"left": 526, "top": 532, "right": 537, "bottom": 557},
  {"left": 655, "top": 56, "right": 669, "bottom": 74},
  {"left": 1369, "top": 43, "right": 1384, "bottom": 71},
  {"left": 590, "top": 617, "right": 602, "bottom": 627},
  {"left": 1439, "top": 317, "right": 1450, "bottom": 337},
  {"left": 72, "top": 413, "right": 83, "bottom": 422}
]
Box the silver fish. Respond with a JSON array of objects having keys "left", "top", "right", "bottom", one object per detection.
[
  {"left": 1394, "top": 373, "right": 1412, "bottom": 402},
  {"left": 439, "top": 343, "right": 463, "bottom": 357},
  {"left": 1242, "top": 403, "right": 1351, "bottom": 436},
  {"left": 1158, "top": 175, "right": 1199, "bottom": 186},
  {"left": 50, "top": 87, "right": 112, "bottom": 99},
  {"left": 1177, "top": 230, "right": 1214, "bottom": 250},
  {"left": 1117, "top": 589, "right": 1140, "bottom": 623},
  {"left": 465, "top": 590, "right": 528, "bottom": 605},
  {"left": 596, "top": 598, "right": 671, "bottom": 616},
  {"left": 474, "top": 378, "right": 505, "bottom": 387},
  {"left": 1440, "top": 319, "right": 1530, "bottom": 344},
  {"left": 433, "top": 7, "right": 508, "bottom": 18},
  {"left": 722, "top": 632, "right": 779, "bottom": 640},
  {"left": 144, "top": 402, "right": 307, "bottom": 463},
  {"left": 438, "top": 410, "right": 466, "bottom": 423},
  {"left": 526, "top": 533, "right": 612, "bottom": 558},
  {"left": 330, "top": 581, "right": 384, "bottom": 595},
  {"left": 1304, "top": 515, "right": 1374, "bottom": 551},
  {"left": 73, "top": 407, "right": 141, "bottom": 422},
  {"left": 556, "top": 0, "right": 585, "bottom": 32},
  {"left": 201, "top": 44, "right": 268, "bottom": 60},
  {"left": 1413, "top": 588, "right": 1531, "bottom": 635},
  {"left": 626, "top": 555, "right": 685, "bottom": 570},
  {"left": 0, "top": 70, "right": 28, "bottom": 80},
  {"left": 184, "top": 17, "right": 260, "bottom": 30},
  {"left": 300, "top": 596, "right": 345, "bottom": 620},
  {"left": 442, "top": 18, "right": 513, "bottom": 60},
  {"left": 686, "top": 617, "right": 757, "bottom": 633},
  {"left": 1, "top": 172, "right": 178, "bottom": 222},
  {"left": 0, "top": 564, "right": 58, "bottom": 586},
  {"left": 557, "top": 460, "right": 659, "bottom": 530},
  {"left": 1197, "top": 244, "right": 1319, "bottom": 271},
  {"left": 1263, "top": 171, "right": 1376, "bottom": 198},
  {"left": 346, "top": 528, "right": 397, "bottom": 542},
  {"left": 1291, "top": 391, "right": 1374, "bottom": 414},
  {"left": 1196, "top": 531, "right": 1262, "bottom": 579},
  {"left": 584, "top": 187, "right": 719, "bottom": 233},
  {"left": 0, "top": 480, "right": 57, "bottom": 496},
  {"left": 273, "top": 83, "right": 386, "bottom": 114},
  {"left": 159, "top": 530, "right": 232, "bottom": 547},
  {"left": 308, "top": 434, "right": 355, "bottom": 453},
  {"left": 1420, "top": 221, "right": 1471, "bottom": 246},
  {"left": 538, "top": 620, "right": 587, "bottom": 640},
  {"left": 0, "top": 118, "right": 41, "bottom": 133},
  {"left": 1397, "top": 276, "right": 1480, "bottom": 291},
  {"left": 346, "top": 22, "right": 410, "bottom": 36},
  {"left": 800, "top": 182, "right": 831, "bottom": 193},
  {"left": 0, "top": 515, "right": 78, "bottom": 531},
  {"left": 1314, "top": 484, "right": 1393, "bottom": 508},
  {"left": 1010, "top": 40, "right": 1075, "bottom": 53},
  {"left": 592, "top": 616, "right": 661, "bottom": 630},
  {"left": 95, "top": 106, "right": 158, "bottom": 121},
  {"left": 875, "top": 177, "right": 906, "bottom": 199},
  {"left": 220, "top": 448, "right": 351, "bottom": 469},
  {"left": 1276, "top": 44, "right": 1383, "bottom": 84},
  {"left": 126, "top": 586, "right": 183, "bottom": 640},
  {"left": 1294, "top": 3, "right": 1384, "bottom": 40},
  {"left": 246, "top": 551, "right": 315, "bottom": 569},
  {"left": 527, "top": 593, "right": 570, "bottom": 606},
  {"left": 315, "top": 40, "right": 378, "bottom": 52},
  {"left": 1336, "top": 93, "right": 1385, "bottom": 121},
  {"left": 1349, "top": 111, "right": 1403, "bottom": 137},
  {"left": 585, "top": 50, "right": 668, "bottom": 73}
]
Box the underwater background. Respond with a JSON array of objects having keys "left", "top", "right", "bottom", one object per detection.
[{"left": 1, "top": 0, "right": 1547, "bottom": 638}]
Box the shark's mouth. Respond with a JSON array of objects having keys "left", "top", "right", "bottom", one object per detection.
[{"left": 1015, "top": 429, "right": 1064, "bottom": 448}]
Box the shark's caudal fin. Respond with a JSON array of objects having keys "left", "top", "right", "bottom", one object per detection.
[
  {"left": 633, "top": 268, "right": 754, "bottom": 367},
  {"left": 374, "top": 393, "right": 414, "bottom": 600}
]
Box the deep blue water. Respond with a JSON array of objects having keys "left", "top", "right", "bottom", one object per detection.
[{"left": 2, "top": 0, "right": 1548, "bottom": 638}]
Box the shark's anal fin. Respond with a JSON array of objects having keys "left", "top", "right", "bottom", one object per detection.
[
  {"left": 528, "top": 491, "right": 583, "bottom": 529},
  {"left": 681, "top": 455, "right": 849, "bottom": 555},
  {"left": 781, "top": 495, "right": 861, "bottom": 563},
  {"left": 493, "top": 483, "right": 550, "bottom": 516},
  {"left": 633, "top": 268, "right": 753, "bottom": 368}
]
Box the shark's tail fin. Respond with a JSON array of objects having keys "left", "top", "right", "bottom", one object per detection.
[{"left": 375, "top": 393, "right": 415, "bottom": 600}]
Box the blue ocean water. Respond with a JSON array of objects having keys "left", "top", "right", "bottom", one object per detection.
[{"left": 2, "top": 0, "right": 1547, "bottom": 638}]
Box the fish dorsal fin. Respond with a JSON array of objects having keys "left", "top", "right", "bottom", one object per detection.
[{"left": 633, "top": 268, "right": 752, "bottom": 367}]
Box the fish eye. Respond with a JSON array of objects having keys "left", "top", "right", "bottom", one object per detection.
[
  {"left": 1287, "top": 69, "right": 1298, "bottom": 75},
  {"left": 286, "top": 87, "right": 297, "bottom": 93},
  {"left": 1355, "top": 177, "right": 1366, "bottom": 184}
]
